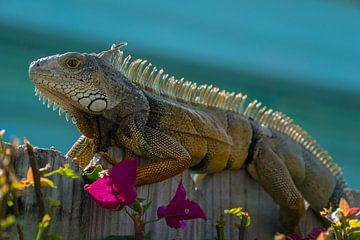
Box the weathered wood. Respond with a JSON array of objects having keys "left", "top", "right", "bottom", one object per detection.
[{"left": 10, "top": 145, "right": 358, "bottom": 240}]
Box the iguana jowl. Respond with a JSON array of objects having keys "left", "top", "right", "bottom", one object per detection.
[{"left": 29, "top": 43, "right": 349, "bottom": 231}]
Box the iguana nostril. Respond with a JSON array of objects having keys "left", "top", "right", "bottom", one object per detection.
[{"left": 36, "top": 62, "right": 40, "bottom": 67}]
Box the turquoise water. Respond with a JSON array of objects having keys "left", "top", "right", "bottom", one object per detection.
[{"left": 0, "top": 1, "right": 359, "bottom": 189}]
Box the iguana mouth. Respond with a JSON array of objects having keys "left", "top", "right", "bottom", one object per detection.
[{"left": 30, "top": 71, "right": 81, "bottom": 80}]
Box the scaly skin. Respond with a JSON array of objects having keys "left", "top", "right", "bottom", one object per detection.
[{"left": 28, "top": 45, "right": 348, "bottom": 232}]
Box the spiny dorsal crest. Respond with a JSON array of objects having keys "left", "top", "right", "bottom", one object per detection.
[{"left": 99, "top": 43, "right": 347, "bottom": 189}]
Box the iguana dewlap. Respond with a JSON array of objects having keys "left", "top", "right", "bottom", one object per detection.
[{"left": 28, "top": 43, "right": 349, "bottom": 232}]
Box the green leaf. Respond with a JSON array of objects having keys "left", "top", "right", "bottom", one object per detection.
[
  {"left": 48, "top": 197, "right": 61, "bottom": 207},
  {"left": 224, "top": 207, "right": 251, "bottom": 227},
  {"left": 143, "top": 232, "right": 151, "bottom": 240},
  {"left": 44, "top": 164, "right": 79, "bottom": 179},
  {"left": 62, "top": 164, "right": 79, "bottom": 178},
  {"left": 48, "top": 234, "right": 63, "bottom": 240},
  {"left": 348, "top": 231, "right": 360, "bottom": 240},
  {"left": 224, "top": 207, "right": 242, "bottom": 215},
  {"left": 130, "top": 199, "right": 142, "bottom": 213},
  {"left": 58, "top": 164, "right": 79, "bottom": 178},
  {"left": 82, "top": 165, "right": 104, "bottom": 184},
  {"left": 245, "top": 215, "right": 251, "bottom": 227},
  {"left": 7, "top": 199, "right": 13, "bottom": 207},
  {"left": 0, "top": 215, "right": 16, "bottom": 229}
]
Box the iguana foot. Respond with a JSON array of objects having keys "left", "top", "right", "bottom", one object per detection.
[
  {"left": 83, "top": 153, "right": 115, "bottom": 173},
  {"left": 66, "top": 135, "right": 98, "bottom": 169},
  {"left": 279, "top": 204, "right": 305, "bottom": 233}
]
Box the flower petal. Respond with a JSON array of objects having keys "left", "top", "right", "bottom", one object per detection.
[
  {"left": 325, "top": 208, "right": 341, "bottom": 223},
  {"left": 157, "top": 206, "right": 166, "bottom": 218},
  {"left": 170, "top": 180, "right": 186, "bottom": 203},
  {"left": 315, "top": 232, "right": 327, "bottom": 240},
  {"left": 109, "top": 160, "right": 137, "bottom": 185},
  {"left": 339, "top": 198, "right": 350, "bottom": 216},
  {"left": 26, "top": 167, "right": 34, "bottom": 182},
  {"left": 109, "top": 160, "right": 137, "bottom": 205},
  {"left": 170, "top": 199, "right": 206, "bottom": 221},
  {"left": 164, "top": 217, "right": 187, "bottom": 229},
  {"left": 84, "top": 176, "right": 122, "bottom": 209},
  {"left": 345, "top": 207, "right": 360, "bottom": 218},
  {"left": 158, "top": 180, "right": 206, "bottom": 229},
  {"left": 165, "top": 217, "right": 181, "bottom": 229},
  {"left": 179, "top": 220, "right": 187, "bottom": 229}
]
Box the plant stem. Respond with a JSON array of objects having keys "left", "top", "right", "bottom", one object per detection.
[
  {"left": 25, "top": 140, "right": 46, "bottom": 219},
  {"left": 26, "top": 140, "right": 50, "bottom": 239},
  {"left": 35, "top": 228, "right": 44, "bottom": 240},
  {"left": 237, "top": 215, "right": 247, "bottom": 240},
  {"left": 333, "top": 227, "right": 341, "bottom": 240},
  {"left": 216, "top": 214, "right": 226, "bottom": 240},
  {"left": 142, "top": 218, "right": 161, "bottom": 225},
  {"left": 133, "top": 211, "right": 143, "bottom": 240},
  {"left": 124, "top": 208, "right": 144, "bottom": 240}
]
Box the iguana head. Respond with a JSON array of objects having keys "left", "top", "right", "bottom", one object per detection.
[{"left": 28, "top": 43, "right": 128, "bottom": 119}]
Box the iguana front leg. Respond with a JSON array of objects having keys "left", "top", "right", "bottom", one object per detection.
[
  {"left": 135, "top": 126, "right": 191, "bottom": 186},
  {"left": 246, "top": 140, "right": 305, "bottom": 232},
  {"left": 69, "top": 118, "right": 192, "bottom": 185},
  {"left": 115, "top": 115, "right": 192, "bottom": 186}
]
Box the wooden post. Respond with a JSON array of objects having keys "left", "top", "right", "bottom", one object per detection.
[{"left": 9, "top": 145, "right": 359, "bottom": 240}]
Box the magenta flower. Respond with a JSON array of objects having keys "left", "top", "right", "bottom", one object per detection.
[
  {"left": 157, "top": 180, "right": 206, "bottom": 229},
  {"left": 84, "top": 160, "right": 137, "bottom": 209}
]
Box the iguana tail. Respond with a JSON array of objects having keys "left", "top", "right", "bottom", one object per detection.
[{"left": 297, "top": 149, "right": 350, "bottom": 212}]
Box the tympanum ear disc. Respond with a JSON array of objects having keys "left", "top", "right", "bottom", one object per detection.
[{"left": 89, "top": 99, "right": 107, "bottom": 112}]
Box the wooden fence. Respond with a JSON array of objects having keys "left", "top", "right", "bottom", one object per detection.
[{"left": 9, "top": 145, "right": 358, "bottom": 240}]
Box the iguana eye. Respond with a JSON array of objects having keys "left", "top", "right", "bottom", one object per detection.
[{"left": 66, "top": 58, "right": 81, "bottom": 68}]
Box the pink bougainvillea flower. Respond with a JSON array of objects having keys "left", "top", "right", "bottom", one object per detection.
[
  {"left": 84, "top": 160, "right": 137, "bottom": 209},
  {"left": 339, "top": 198, "right": 360, "bottom": 218},
  {"left": 157, "top": 180, "right": 206, "bottom": 229}
]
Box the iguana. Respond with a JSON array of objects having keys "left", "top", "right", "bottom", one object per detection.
[{"left": 29, "top": 43, "right": 350, "bottom": 232}]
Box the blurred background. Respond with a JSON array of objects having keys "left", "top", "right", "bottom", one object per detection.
[{"left": 0, "top": 1, "right": 359, "bottom": 188}]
